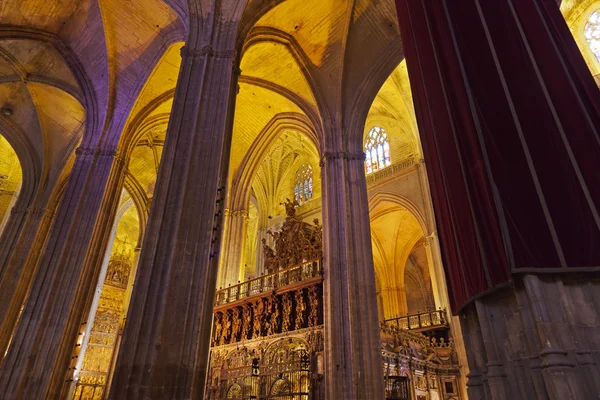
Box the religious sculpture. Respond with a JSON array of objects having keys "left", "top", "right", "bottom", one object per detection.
[
  {"left": 213, "top": 313, "right": 223, "bottom": 346},
  {"left": 252, "top": 299, "right": 264, "bottom": 339},
  {"left": 260, "top": 199, "right": 323, "bottom": 274},
  {"left": 231, "top": 307, "right": 242, "bottom": 342},
  {"left": 281, "top": 292, "right": 293, "bottom": 332},
  {"left": 241, "top": 303, "right": 252, "bottom": 340},
  {"left": 308, "top": 286, "right": 320, "bottom": 327},
  {"left": 267, "top": 297, "right": 280, "bottom": 336},
  {"left": 261, "top": 238, "right": 277, "bottom": 274},
  {"left": 221, "top": 311, "right": 231, "bottom": 346},
  {"left": 295, "top": 289, "right": 306, "bottom": 329},
  {"left": 281, "top": 197, "right": 300, "bottom": 217}
]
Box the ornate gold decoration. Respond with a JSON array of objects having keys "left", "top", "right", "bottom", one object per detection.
[
  {"left": 105, "top": 236, "right": 132, "bottom": 289},
  {"left": 262, "top": 199, "right": 323, "bottom": 274},
  {"left": 307, "top": 285, "right": 320, "bottom": 327},
  {"left": 281, "top": 293, "right": 293, "bottom": 333},
  {"left": 231, "top": 307, "right": 242, "bottom": 343},
  {"left": 295, "top": 289, "right": 307, "bottom": 329},
  {"left": 241, "top": 303, "right": 253, "bottom": 340}
]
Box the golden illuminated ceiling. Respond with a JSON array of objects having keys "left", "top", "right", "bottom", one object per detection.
[
  {"left": 251, "top": 131, "right": 320, "bottom": 218},
  {"left": 117, "top": 42, "right": 183, "bottom": 211},
  {"left": 366, "top": 60, "right": 419, "bottom": 162},
  {"left": 0, "top": 38, "right": 85, "bottom": 191},
  {"left": 370, "top": 200, "right": 423, "bottom": 287},
  {"left": 241, "top": 41, "right": 316, "bottom": 106},
  {"left": 255, "top": 0, "right": 347, "bottom": 68},
  {"left": 230, "top": 85, "right": 304, "bottom": 179}
]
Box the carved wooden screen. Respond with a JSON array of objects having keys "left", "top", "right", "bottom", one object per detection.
[
  {"left": 385, "top": 376, "right": 410, "bottom": 400},
  {"left": 218, "top": 350, "right": 259, "bottom": 399},
  {"left": 259, "top": 340, "right": 310, "bottom": 400}
]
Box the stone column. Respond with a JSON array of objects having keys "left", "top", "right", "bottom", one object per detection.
[
  {"left": 255, "top": 226, "right": 269, "bottom": 277},
  {"left": 122, "top": 246, "right": 141, "bottom": 316},
  {"left": 321, "top": 151, "right": 385, "bottom": 400},
  {"left": 0, "top": 205, "right": 54, "bottom": 356},
  {"left": 521, "top": 275, "right": 589, "bottom": 399},
  {"left": 0, "top": 147, "right": 126, "bottom": 399},
  {"left": 218, "top": 208, "right": 248, "bottom": 287},
  {"left": 0, "top": 207, "right": 28, "bottom": 277},
  {"left": 396, "top": 0, "right": 600, "bottom": 398},
  {"left": 108, "top": 38, "right": 241, "bottom": 398}
]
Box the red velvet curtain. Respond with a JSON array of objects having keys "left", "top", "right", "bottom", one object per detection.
[{"left": 396, "top": 0, "right": 600, "bottom": 312}]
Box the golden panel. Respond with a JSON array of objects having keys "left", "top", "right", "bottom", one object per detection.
[{"left": 81, "top": 345, "right": 114, "bottom": 373}]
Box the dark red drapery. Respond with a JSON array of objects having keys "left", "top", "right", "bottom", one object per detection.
[{"left": 395, "top": 0, "right": 600, "bottom": 312}]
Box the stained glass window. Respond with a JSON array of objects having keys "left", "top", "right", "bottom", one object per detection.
[
  {"left": 294, "top": 164, "right": 313, "bottom": 205},
  {"left": 364, "top": 126, "right": 391, "bottom": 175},
  {"left": 585, "top": 10, "right": 600, "bottom": 62}
]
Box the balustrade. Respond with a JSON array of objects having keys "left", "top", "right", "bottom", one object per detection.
[
  {"left": 215, "top": 261, "right": 322, "bottom": 306},
  {"left": 383, "top": 309, "right": 447, "bottom": 331}
]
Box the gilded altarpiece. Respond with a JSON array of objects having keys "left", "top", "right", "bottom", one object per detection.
[
  {"left": 71, "top": 247, "right": 132, "bottom": 400},
  {"left": 209, "top": 201, "right": 462, "bottom": 400}
]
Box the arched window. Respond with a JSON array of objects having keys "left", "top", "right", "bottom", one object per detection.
[
  {"left": 364, "top": 126, "right": 391, "bottom": 175},
  {"left": 294, "top": 164, "right": 313, "bottom": 205},
  {"left": 585, "top": 10, "right": 600, "bottom": 62}
]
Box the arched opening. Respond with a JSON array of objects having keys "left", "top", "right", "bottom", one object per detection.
[
  {"left": 68, "top": 41, "right": 181, "bottom": 398},
  {"left": 71, "top": 196, "right": 140, "bottom": 399},
  {"left": 0, "top": 133, "right": 22, "bottom": 235}
]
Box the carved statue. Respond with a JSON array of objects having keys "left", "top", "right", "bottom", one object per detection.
[
  {"left": 267, "top": 297, "right": 280, "bottom": 336},
  {"left": 308, "top": 285, "right": 320, "bottom": 327},
  {"left": 231, "top": 307, "right": 242, "bottom": 342},
  {"left": 281, "top": 197, "right": 300, "bottom": 217},
  {"left": 281, "top": 292, "right": 293, "bottom": 332},
  {"left": 221, "top": 311, "right": 232, "bottom": 346},
  {"left": 310, "top": 219, "right": 323, "bottom": 260},
  {"left": 295, "top": 290, "right": 307, "bottom": 329},
  {"left": 213, "top": 313, "right": 223, "bottom": 346},
  {"left": 252, "top": 300, "right": 264, "bottom": 338},
  {"left": 241, "top": 303, "right": 252, "bottom": 340},
  {"left": 261, "top": 238, "right": 277, "bottom": 273}
]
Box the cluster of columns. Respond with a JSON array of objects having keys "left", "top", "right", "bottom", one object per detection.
[{"left": 0, "top": 1, "right": 598, "bottom": 399}]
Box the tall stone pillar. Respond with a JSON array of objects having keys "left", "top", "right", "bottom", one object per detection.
[
  {"left": 321, "top": 150, "right": 385, "bottom": 399},
  {"left": 396, "top": 0, "right": 600, "bottom": 398},
  {"left": 218, "top": 208, "right": 248, "bottom": 287},
  {"left": 0, "top": 205, "right": 53, "bottom": 355},
  {"left": 108, "top": 27, "right": 242, "bottom": 399},
  {"left": 0, "top": 207, "right": 28, "bottom": 277},
  {"left": 0, "top": 147, "right": 126, "bottom": 398}
]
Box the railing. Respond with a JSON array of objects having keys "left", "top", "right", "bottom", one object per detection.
[
  {"left": 383, "top": 309, "right": 448, "bottom": 331},
  {"left": 366, "top": 156, "right": 418, "bottom": 186},
  {"left": 215, "top": 261, "right": 322, "bottom": 306}
]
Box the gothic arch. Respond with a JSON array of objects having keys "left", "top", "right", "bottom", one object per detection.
[
  {"left": 0, "top": 27, "right": 96, "bottom": 127},
  {"left": 229, "top": 113, "right": 320, "bottom": 211},
  {"left": 241, "top": 26, "right": 326, "bottom": 115},
  {"left": 119, "top": 91, "right": 174, "bottom": 156},
  {"left": 368, "top": 191, "right": 429, "bottom": 235},
  {"left": 238, "top": 76, "right": 321, "bottom": 134},
  {"left": 345, "top": 39, "right": 404, "bottom": 153},
  {"left": 0, "top": 117, "right": 40, "bottom": 213}
]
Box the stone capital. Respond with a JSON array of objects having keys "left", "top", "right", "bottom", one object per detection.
[
  {"left": 224, "top": 208, "right": 248, "bottom": 219},
  {"left": 75, "top": 146, "right": 117, "bottom": 158},
  {"left": 180, "top": 45, "right": 237, "bottom": 60},
  {"left": 319, "top": 151, "right": 366, "bottom": 166}
]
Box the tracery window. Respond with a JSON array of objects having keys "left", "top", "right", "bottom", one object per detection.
[
  {"left": 294, "top": 164, "right": 313, "bottom": 205},
  {"left": 585, "top": 10, "right": 600, "bottom": 62},
  {"left": 364, "top": 126, "right": 391, "bottom": 175}
]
